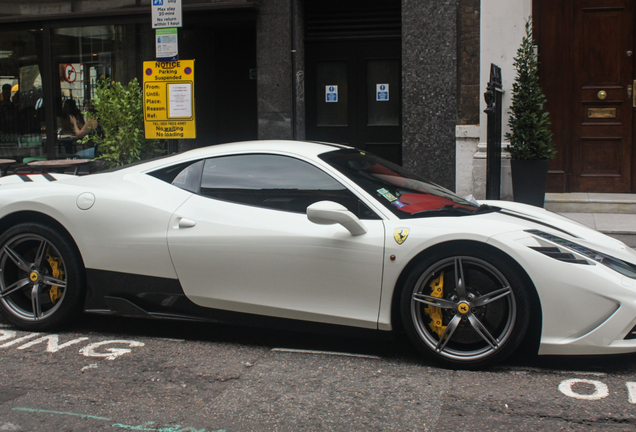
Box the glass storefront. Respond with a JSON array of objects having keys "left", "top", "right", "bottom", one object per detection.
[
  {"left": 0, "top": 3, "right": 257, "bottom": 163},
  {"left": 0, "top": 30, "right": 44, "bottom": 161},
  {"left": 51, "top": 24, "right": 154, "bottom": 157},
  {"left": 0, "top": 24, "right": 155, "bottom": 161}
]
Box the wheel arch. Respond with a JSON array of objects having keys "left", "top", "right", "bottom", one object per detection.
[
  {"left": 0, "top": 211, "right": 85, "bottom": 269},
  {"left": 389, "top": 239, "right": 542, "bottom": 356}
]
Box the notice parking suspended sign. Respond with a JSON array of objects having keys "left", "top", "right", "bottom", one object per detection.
[
  {"left": 152, "top": 0, "right": 182, "bottom": 29},
  {"left": 143, "top": 60, "right": 195, "bottom": 139}
]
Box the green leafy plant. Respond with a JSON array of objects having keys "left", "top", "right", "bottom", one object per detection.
[
  {"left": 81, "top": 78, "right": 164, "bottom": 167},
  {"left": 505, "top": 19, "right": 556, "bottom": 160}
]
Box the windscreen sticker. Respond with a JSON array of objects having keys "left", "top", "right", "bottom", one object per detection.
[
  {"left": 391, "top": 200, "right": 406, "bottom": 209},
  {"left": 377, "top": 188, "right": 398, "bottom": 202}
]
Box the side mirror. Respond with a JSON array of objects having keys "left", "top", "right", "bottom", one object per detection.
[{"left": 307, "top": 201, "right": 367, "bottom": 236}]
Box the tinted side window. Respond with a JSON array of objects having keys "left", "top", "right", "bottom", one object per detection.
[
  {"left": 200, "top": 154, "right": 378, "bottom": 218},
  {"left": 171, "top": 160, "right": 204, "bottom": 193}
]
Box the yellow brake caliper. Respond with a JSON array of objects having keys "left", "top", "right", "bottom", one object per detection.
[
  {"left": 424, "top": 272, "right": 447, "bottom": 338},
  {"left": 46, "top": 249, "right": 64, "bottom": 303}
]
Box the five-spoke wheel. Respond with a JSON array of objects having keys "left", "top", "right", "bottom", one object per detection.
[
  {"left": 402, "top": 246, "right": 530, "bottom": 369},
  {"left": 0, "top": 223, "right": 84, "bottom": 330}
]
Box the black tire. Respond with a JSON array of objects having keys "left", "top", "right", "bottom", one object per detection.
[
  {"left": 401, "top": 244, "right": 532, "bottom": 369},
  {"left": 0, "top": 222, "right": 85, "bottom": 331}
]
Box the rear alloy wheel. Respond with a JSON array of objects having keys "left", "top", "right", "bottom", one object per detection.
[
  {"left": 402, "top": 249, "right": 530, "bottom": 369},
  {"left": 0, "top": 223, "right": 85, "bottom": 331}
]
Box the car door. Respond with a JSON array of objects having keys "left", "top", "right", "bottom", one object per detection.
[{"left": 166, "top": 153, "right": 386, "bottom": 329}]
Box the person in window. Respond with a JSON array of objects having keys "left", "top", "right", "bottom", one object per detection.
[
  {"left": 71, "top": 101, "right": 100, "bottom": 158},
  {"left": 69, "top": 101, "right": 97, "bottom": 139},
  {"left": 0, "top": 84, "right": 13, "bottom": 107},
  {"left": 59, "top": 99, "right": 83, "bottom": 135},
  {"left": 0, "top": 84, "right": 16, "bottom": 137}
]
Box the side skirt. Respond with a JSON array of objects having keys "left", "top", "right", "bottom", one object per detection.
[{"left": 83, "top": 269, "right": 393, "bottom": 340}]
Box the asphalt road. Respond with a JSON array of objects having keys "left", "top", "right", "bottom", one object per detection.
[{"left": 1, "top": 315, "right": 636, "bottom": 431}]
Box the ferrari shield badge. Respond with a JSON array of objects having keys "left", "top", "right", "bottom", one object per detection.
[{"left": 394, "top": 228, "right": 410, "bottom": 245}]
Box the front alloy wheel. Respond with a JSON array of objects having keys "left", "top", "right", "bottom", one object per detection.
[
  {"left": 402, "top": 249, "right": 530, "bottom": 369},
  {"left": 0, "top": 223, "right": 84, "bottom": 330}
]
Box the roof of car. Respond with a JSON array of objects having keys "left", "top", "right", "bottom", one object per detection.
[{"left": 133, "top": 140, "right": 352, "bottom": 173}]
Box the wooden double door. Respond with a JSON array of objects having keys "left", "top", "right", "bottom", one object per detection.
[{"left": 536, "top": 0, "right": 636, "bottom": 192}]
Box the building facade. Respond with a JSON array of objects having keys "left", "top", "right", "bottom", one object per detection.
[
  {"left": 0, "top": 0, "right": 476, "bottom": 192},
  {"left": 469, "top": 0, "right": 636, "bottom": 198},
  {"left": 3, "top": 1, "right": 623, "bottom": 197}
]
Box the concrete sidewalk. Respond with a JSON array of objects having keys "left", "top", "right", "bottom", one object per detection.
[{"left": 545, "top": 193, "right": 636, "bottom": 247}]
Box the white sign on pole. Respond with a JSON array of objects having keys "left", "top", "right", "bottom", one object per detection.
[
  {"left": 325, "top": 85, "right": 338, "bottom": 103},
  {"left": 152, "top": 0, "right": 182, "bottom": 29},
  {"left": 156, "top": 28, "right": 178, "bottom": 60}
]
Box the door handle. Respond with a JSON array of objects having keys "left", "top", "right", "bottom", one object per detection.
[{"left": 177, "top": 217, "right": 196, "bottom": 229}]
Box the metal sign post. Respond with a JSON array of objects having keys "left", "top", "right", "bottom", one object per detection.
[
  {"left": 484, "top": 63, "right": 504, "bottom": 200},
  {"left": 151, "top": 0, "right": 183, "bottom": 153}
]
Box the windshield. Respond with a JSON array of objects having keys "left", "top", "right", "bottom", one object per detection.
[{"left": 319, "top": 149, "right": 480, "bottom": 219}]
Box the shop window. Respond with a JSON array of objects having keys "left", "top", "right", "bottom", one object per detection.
[
  {"left": 0, "top": 11, "right": 257, "bottom": 163},
  {"left": 0, "top": 30, "right": 46, "bottom": 161},
  {"left": 51, "top": 25, "right": 154, "bottom": 158}
]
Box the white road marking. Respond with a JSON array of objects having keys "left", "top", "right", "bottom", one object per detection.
[
  {"left": 558, "top": 370, "right": 607, "bottom": 377},
  {"left": 79, "top": 340, "right": 145, "bottom": 360},
  {"left": 17, "top": 335, "right": 89, "bottom": 353},
  {"left": 0, "top": 330, "right": 16, "bottom": 342},
  {"left": 626, "top": 382, "right": 636, "bottom": 404},
  {"left": 272, "top": 348, "right": 381, "bottom": 359},
  {"left": 81, "top": 363, "right": 98, "bottom": 372},
  {"left": 1, "top": 332, "right": 146, "bottom": 361},
  {"left": 499, "top": 366, "right": 606, "bottom": 376},
  {"left": 558, "top": 378, "right": 609, "bottom": 401},
  {"left": 0, "top": 333, "right": 39, "bottom": 348}
]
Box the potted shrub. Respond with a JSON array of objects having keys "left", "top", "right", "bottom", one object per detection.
[
  {"left": 81, "top": 78, "right": 164, "bottom": 168},
  {"left": 505, "top": 18, "right": 556, "bottom": 207}
]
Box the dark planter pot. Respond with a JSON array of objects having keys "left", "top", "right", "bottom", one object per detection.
[{"left": 510, "top": 159, "right": 550, "bottom": 208}]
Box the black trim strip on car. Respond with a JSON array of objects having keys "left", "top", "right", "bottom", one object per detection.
[
  {"left": 42, "top": 173, "right": 57, "bottom": 182},
  {"left": 500, "top": 209, "right": 579, "bottom": 238},
  {"left": 529, "top": 246, "right": 589, "bottom": 265},
  {"left": 18, "top": 174, "right": 33, "bottom": 182}
]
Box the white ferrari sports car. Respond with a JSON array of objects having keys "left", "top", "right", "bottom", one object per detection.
[{"left": 0, "top": 140, "right": 635, "bottom": 368}]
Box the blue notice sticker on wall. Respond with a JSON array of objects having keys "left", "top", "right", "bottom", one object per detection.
[
  {"left": 376, "top": 83, "right": 389, "bottom": 101},
  {"left": 326, "top": 85, "right": 338, "bottom": 102}
]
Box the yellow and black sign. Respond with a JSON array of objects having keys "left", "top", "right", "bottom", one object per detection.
[{"left": 143, "top": 60, "right": 196, "bottom": 139}]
